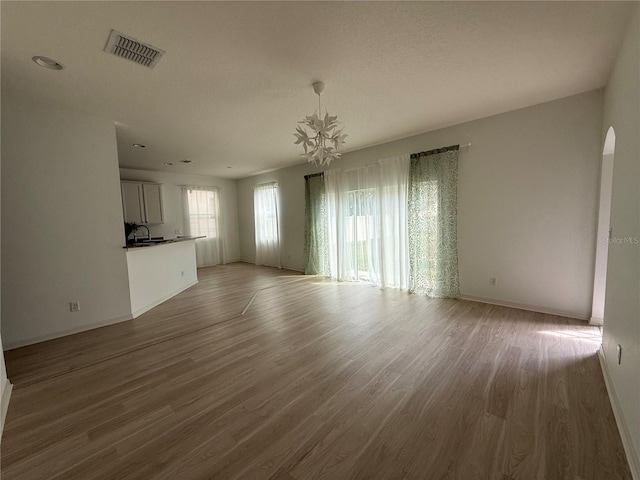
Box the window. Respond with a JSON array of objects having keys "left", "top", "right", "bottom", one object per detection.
[
  {"left": 324, "top": 157, "right": 410, "bottom": 290},
  {"left": 254, "top": 182, "right": 281, "bottom": 268},
  {"left": 306, "top": 148, "right": 459, "bottom": 297},
  {"left": 186, "top": 188, "right": 220, "bottom": 238},
  {"left": 182, "top": 186, "right": 225, "bottom": 267},
  {"left": 344, "top": 188, "right": 377, "bottom": 281}
]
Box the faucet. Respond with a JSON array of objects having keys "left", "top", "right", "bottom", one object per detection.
[{"left": 134, "top": 225, "right": 151, "bottom": 242}]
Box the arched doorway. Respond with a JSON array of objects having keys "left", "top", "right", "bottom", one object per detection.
[{"left": 590, "top": 127, "right": 616, "bottom": 325}]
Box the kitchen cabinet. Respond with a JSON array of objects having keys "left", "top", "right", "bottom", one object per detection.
[
  {"left": 141, "top": 183, "right": 164, "bottom": 224},
  {"left": 121, "top": 181, "right": 164, "bottom": 224}
]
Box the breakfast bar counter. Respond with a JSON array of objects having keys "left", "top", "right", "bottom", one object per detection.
[
  {"left": 123, "top": 235, "right": 204, "bottom": 249},
  {"left": 125, "top": 237, "right": 200, "bottom": 317}
]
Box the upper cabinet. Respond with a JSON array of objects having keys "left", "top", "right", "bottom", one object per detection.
[
  {"left": 121, "top": 181, "right": 164, "bottom": 225},
  {"left": 141, "top": 183, "right": 164, "bottom": 224},
  {"left": 121, "top": 181, "right": 144, "bottom": 224}
]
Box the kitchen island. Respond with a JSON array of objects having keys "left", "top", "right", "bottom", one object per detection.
[{"left": 125, "top": 237, "right": 201, "bottom": 317}]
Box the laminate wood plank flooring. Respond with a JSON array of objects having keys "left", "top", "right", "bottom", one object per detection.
[
  {"left": 4, "top": 263, "right": 305, "bottom": 386},
  {"left": 1, "top": 263, "right": 631, "bottom": 479}
]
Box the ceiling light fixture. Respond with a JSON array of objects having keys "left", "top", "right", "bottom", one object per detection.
[
  {"left": 32, "top": 56, "right": 64, "bottom": 70},
  {"left": 294, "top": 81, "right": 347, "bottom": 166},
  {"left": 163, "top": 162, "right": 174, "bottom": 166},
  {"left": 179, "top": 159, "right": 193, "bottom": 164},
  {"left": 132, "top": 143, "right": 146, "bottom": 148}
]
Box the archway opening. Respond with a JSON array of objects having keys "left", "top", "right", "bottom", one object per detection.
[{"left": 591, "top": 126, "right": 615, "bottom": 326}]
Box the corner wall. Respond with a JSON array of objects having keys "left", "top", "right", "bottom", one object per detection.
[
  {"left": 1, "top": 96, "right": 132, "bottom": 349},
  {"left": 0, "top": 332, "right": 11, "bottom": 437},
  {"left": 0, "top": 96, "right": 12, "bottom": 437},
  {"left": 600, "top": 4, "right": 640, "bottom": 475},
  {"left": 238, "top": 90, "right": 603, "bottom": 319}
]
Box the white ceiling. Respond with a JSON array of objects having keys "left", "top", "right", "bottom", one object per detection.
[{"left": 1, "top": 1, "right": 633, "bottom": 179}]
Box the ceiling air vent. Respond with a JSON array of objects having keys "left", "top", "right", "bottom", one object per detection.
[{"left": 104, "top": 30, "right": 165, "bottom": 69}]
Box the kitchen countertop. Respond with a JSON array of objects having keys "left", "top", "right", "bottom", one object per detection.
[{"left": 123, "top": 236, "right": 205, "bottom": 249}]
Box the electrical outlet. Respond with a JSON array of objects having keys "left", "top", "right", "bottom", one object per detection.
[
  {"left": 617, "top": 344, "right": 622, "bottom": 364},
  {"left": 490, "top": 277, "right": 497, "bottom": 286},
  {"left": 70, "top": 301, "right": 80, "bottom": 312},
  {"left": 175, "top": 230, "right": 180, "bottom": 235}
]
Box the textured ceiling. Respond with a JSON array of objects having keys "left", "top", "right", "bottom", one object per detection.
[{"left": 1, "top": 1, "right": 633, "bottom": 179}]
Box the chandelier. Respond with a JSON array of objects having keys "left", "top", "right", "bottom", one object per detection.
[{"left": 294, "top": 81, "right": 347, "bottom": 166}]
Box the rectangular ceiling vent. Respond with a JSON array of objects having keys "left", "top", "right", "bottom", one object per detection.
[{"left": 104, "top": 30, "right": 165, "bottom": 69}]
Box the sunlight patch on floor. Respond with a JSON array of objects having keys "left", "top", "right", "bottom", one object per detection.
[{"left": 538, "top": 329, "right": 602, "bottom": 344}]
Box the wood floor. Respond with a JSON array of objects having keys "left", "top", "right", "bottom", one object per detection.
[{"left": 1, "top": 263, "right": 631, "bottom": 479}]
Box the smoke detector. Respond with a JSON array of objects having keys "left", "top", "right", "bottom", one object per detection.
[{"left": 104, "top": 30, "right": 165, "bottom": 69}]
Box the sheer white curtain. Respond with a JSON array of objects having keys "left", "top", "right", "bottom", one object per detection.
[
  {"left": 378, "top": 156, "right": 410, "bottom": 289},
  {"left": 325, "top": 155, "right": 409, "bottom": 289},
  {"left": 181, "top": 186, "right": 225, "bottom": 267},
  {"left": 326, "top": 166, "right": 377, "bottom": 282},
  {"left": 254, "top": 182, "right": 281, "bottom": 268}
]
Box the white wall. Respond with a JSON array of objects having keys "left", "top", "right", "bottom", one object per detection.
[
  {"left": 600, "top": 5, "right": 640, "bottom": 475},
  {"left": 237, "top": 90, "right": 604, "bottom": 319},
  {"left": 1, "top": 96, "right": 133, "bottom": 349},
  {"left": 119, "top": 168, "right": 240, "bottom": 262}
]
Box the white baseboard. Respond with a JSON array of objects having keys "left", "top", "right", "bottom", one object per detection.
[
  {"left": 281, "top": 265, "right": 304, "bottom": 273},
  {"left": 1, "top": 379, "right": 13, "bottom": 442},
  {"left": 236, "top": 260, "right": 304, "bottom": 273},
  {"left": 131, "top": 280, "right": 198, "bottom": 318},
  {"left": 3, "top": 313, "right": 134, "bottom": 351},
  {"left": 598, "top": 346, "right": 640, "bottom": 479},
  {"left": 459, "top": 294, "right": 589, "bottom": 320}
]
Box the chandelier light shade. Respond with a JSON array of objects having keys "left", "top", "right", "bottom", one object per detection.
[{"left": 294, "top": 81, "right": 347, "bottom": 166}]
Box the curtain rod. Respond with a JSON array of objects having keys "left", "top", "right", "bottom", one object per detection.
[
  {"left": 304, "top": 143, "right": 472, "bottom": 175},
  {"left": 179, "top": 185, "right": 221, "bottom": 190},
  {"left": 304, "top": 172, "right": 324, "bottom": 179},
  {"left": 363, "top": 143, "right": 472, "bottom": 168}
]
